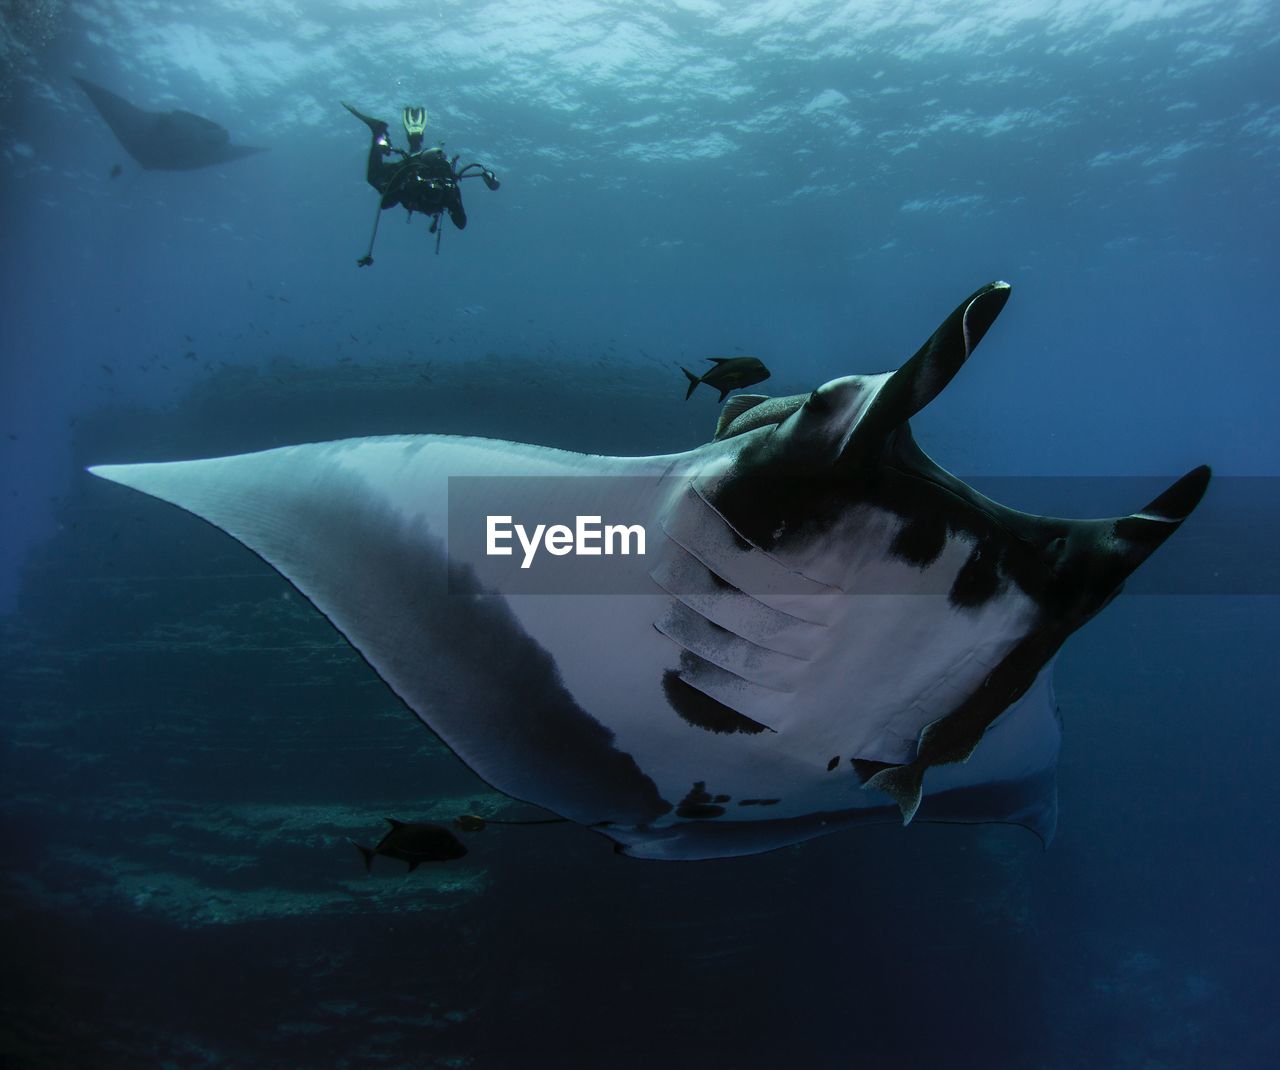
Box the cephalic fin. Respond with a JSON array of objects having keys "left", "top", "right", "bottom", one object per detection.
[
  {"left": 1107, "top": 465, "right": 1213, "bottom": 580},
  {"left": 859, "top": 281, "right": 1011, "bottom": 443},
  {"left": 1115, "top": 465, "right": 1211, "bottom": 540},
  {"left": 1054, "top": 465, "right": 1213, "bottom": 612}
]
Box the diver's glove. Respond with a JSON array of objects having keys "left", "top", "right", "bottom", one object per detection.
[{"left": 482, "top": 169, "right": 500, "bottom": 191}]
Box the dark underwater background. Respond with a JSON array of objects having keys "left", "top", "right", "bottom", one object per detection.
[{"left": 1, "top": 2, "right": 1277, "bottom": 1067}]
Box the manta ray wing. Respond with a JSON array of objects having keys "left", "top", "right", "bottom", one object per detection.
[
  {"left": 90, "top": 439, "right": 684, "bottom": 828},
  {"left": 89, "top": 284, "right": 1210, "bottom": 860}
]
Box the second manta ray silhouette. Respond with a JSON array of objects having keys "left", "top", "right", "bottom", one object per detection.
[
  {"left": 74, "top": 77, "right": 265, "bottom": 171},
  {"left": 90, "top": 283, "right": 1210, "bottom": 861}
]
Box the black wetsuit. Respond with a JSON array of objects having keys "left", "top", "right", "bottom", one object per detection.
[
  {"left": 366, "top": 142, "right": 467, "bottom": 230},
  {"left": 344, "top": 101, "right": 498, "bottom": 263}
]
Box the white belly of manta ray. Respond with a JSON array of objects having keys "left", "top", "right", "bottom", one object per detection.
[{"left": 88, "top": 282, "right": 1209, "bottom": 860}]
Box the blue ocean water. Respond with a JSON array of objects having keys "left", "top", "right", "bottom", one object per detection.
[{"left": 1, "top": 2, "right": 1277, "bottom": 1067}]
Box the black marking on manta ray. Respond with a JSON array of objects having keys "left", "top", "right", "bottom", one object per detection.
[
  {"left": 706, "top": 426, "right": 1056, "bottom": 614},
  {"left": 661, "top": 668, "right": 770, "bottom": 735},
  {"left": 737, "top": 798, "right": 781, "bottom": 806},
  {"left": 950, "top": 542, "right": 1006, "bottom": 608},
  {"left": 888, "top": 508, "right": 949, "bottom": 569},
  {"left": 878, "top": 445, "right": 1039, "bottom": 610},
  {"left": 872, "top": 431, "right": 1212, "bottom": 620},
  {"left": 695, "top": 283, "right": 1191, "bottom": 617},
  {"left": 661, "top": 651, "right": 775, "bottom": 735},
  {"left": 676, "top": 782, "right": 730, "bottom": 819},
  {"left": 826, "top": 756, "right": 840, "bottom": 772},
  {"left": 708, "top": 460, "right": 845, "bottom": 556}
]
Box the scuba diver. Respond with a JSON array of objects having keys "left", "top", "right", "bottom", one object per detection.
[{"left": 343, "top": 101, "right": 500, "bottom": 264}]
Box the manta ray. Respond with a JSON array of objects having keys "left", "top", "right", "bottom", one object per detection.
[
  {"left": 90, "top": 282, "right": 1209, "bottom": 860},
  {"left": 74, "top": 77, "right": 265, "bottom": 171}
]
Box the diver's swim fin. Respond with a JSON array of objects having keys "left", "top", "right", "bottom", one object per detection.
[{"left": 341, "top": 101, "right": 388, "bottom": 138}]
